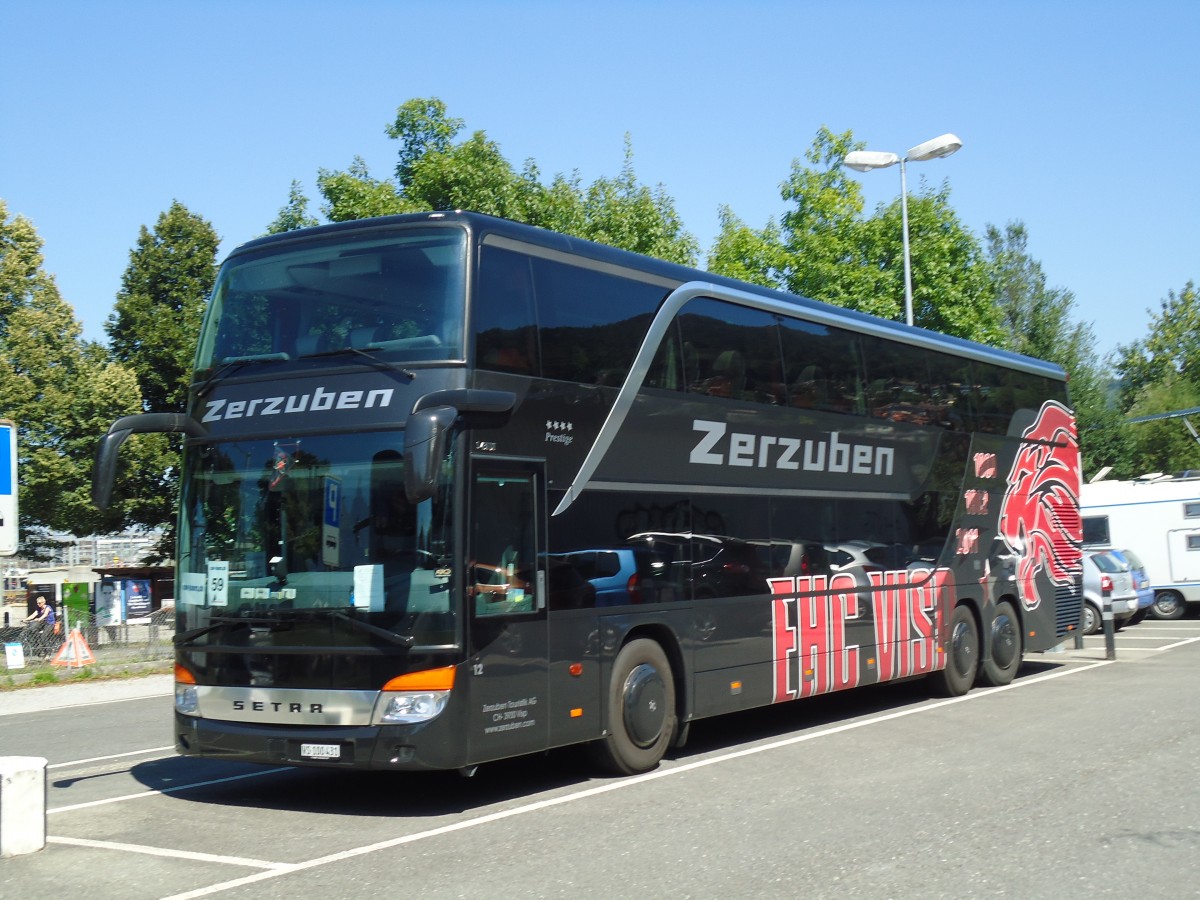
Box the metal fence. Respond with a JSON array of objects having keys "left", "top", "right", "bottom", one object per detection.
[{"left": 1, "top": 607, "right": 175, "bottom": 671}]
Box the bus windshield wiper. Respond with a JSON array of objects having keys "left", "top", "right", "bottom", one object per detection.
[
  {"left": 299, "top": 346, "right": 416, "bottom": 381},
  {"left": 330, "top": 611, "right": 415, "bottom": 646},
  {"left": 174, "top": 615, "right": 248, "bottom": 646},
  {"left": 196, "top": 353, "right": 292, "bottom": 398}
]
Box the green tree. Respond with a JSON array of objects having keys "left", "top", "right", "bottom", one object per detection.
[
  {"left": 1124, "top": 378, "right": 1200, "bottom": 475},
  {"left": 710, "top": 127, "right": 1000, "bottom": 343},
  {"left": 986, "top": 222, "right": 1090, "bottom": 363},
  {"left": 265, "top": 180, "right": 320, "bottom": 235},
  {"left": 386, "top": 97, "right": 465, "bottom": 187},
  {"left": 104, "top": 202, "right": 220, "bottom": 555},
  {"left": 864, "top": 187, "right": 999, "bottom": 343},
  {"left": 775, "top": 127, "right": 875, "bottom": 309},
  {"left": 0, "top": 201, "right": 145, "bottom": 551},
  {"left": 106, "top": 201, "right": 220, "bottom": 412},
  {"left": 983, "top": 221, "right": 1130, "bottom": 476},
  {"left": 317, "top": 157, "right": 412, "bottom": 223},
  {"left": 307, "top": 98, "right": 697, "bottom": 263},
  {"left": 707, "top": 206, "right": 789, "bottom": 289},
  {"left": 1116, "top": 281, "right": 1200, "bottom": 412}
]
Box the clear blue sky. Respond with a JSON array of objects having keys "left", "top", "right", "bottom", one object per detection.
[{"left": 3, "top": 1, "right": 1197, "bottom": 364}]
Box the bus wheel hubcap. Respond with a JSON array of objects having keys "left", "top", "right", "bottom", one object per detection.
[{"left": 623, "top": 664, "right": 667, "bottom": 748}]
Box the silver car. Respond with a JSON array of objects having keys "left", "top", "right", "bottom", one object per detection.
[{"left": 1080, "top": 550, "right": 1139, "bottom": 635}]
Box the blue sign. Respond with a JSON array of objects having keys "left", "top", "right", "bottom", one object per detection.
[
  {"left": 324, "top": 477, "right": 341, "bottom": 528},
  {"left": 0, "top": 421, "right": 15, "bottom": 556},
  {"left": 0, "top": 421, "right": 11, "bottom": 495}
]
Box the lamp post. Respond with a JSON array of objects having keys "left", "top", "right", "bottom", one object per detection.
[{"left": 844, "top": 133, "right": 962, "bottom": 327}]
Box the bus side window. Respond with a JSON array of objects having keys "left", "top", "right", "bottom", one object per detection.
[
  {"left": 646, "top": 322, "right": 685, "bottom": 391},
  {"left": 678, "top": 298, "right": 781, "bottom": 405},
  {"left": 475, "top": 246, "right": 539, "bottom": 375},
  {"left": 779, "top": 316, "right": 866, "bottom": 416}
]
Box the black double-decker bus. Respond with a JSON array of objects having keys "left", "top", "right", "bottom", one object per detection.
[{"left": 94, "top": 211, "right": 1084, "bottom": 775}]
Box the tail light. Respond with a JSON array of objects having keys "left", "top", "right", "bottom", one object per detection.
[
  {"left": 1100, "top": 574, "right": 1113, "bottom": 595},
  {"left": 627, "top": 572, "right": 643, "bottom": 604}
]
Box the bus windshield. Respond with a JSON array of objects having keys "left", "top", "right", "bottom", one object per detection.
[
  {"left": 197, "top": 227, "right": 467, "bottom": 369},
  {"left": 176, "top": 431, "right": 455, "bottom": 651}
]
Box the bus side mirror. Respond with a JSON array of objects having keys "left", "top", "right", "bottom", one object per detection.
[
  {"left": 404, "top": 406, "right": 458, "bottom": 504},
  {"left": 93, "top": 413, "right": 207, "bottom": 509},
  {"left": 403, "top": 389, "right": 516, "bottom": 503}
]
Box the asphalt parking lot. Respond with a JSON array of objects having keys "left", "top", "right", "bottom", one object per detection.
[{"left": 1, "top": 616, "right": 1198, "bottom": 899}]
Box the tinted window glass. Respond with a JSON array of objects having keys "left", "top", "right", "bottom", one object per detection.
[
  {"left": 926, "top": 350, "right": 976, "bottom": 431},
  {"left": 201, "top": 228, "right": 467, "bottom": 368},
  {"left": 1011, "top": 372, "right": 1061, "bottom": 415},
  {"left": 475, "top": 246, "right": 539, "bottom": 375},
  {"left": 778, "top": 317, "right": 865, "bottom": 415},
  {"left": 533, "top": 256, "right": 666, "bottom": 385},
  {"left": 862, "top": 337, "right": 933, "bottom": 425},
  {"left": 972, "top": 363, "right": 1014, "bottom": 434},
  {"left": 1081, "top": 516, "right": 1110, "bottom": 544},
  {"left": 646, "top": 320, "right": 685, "bottom": 391},
  {"left": 679, "top": 299, "right": 783, "bottom": 404}
]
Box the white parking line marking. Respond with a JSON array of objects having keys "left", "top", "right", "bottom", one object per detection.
[
  {"left": 49, "top": 747, "right": 174, "bottom": 769},
  {"left": 49, "top": 836, "right": 296, "bottom": 870},
  {"left": 1155, "top": 635, "right": 1200, "bottom": 652},
  {"left": 158, "top": 661, "right": 1112, "bottom": 900},
  {"left": 48, "top": 767, "right": 292, "bottom": 814}
]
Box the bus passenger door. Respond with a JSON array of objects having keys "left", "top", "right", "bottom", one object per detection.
[{"left": 465, "top": 460, "right": 549, "bottom": 764}]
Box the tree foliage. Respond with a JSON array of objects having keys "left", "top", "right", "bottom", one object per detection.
[
  {"left": 709, "top": 127, "right": 1000, "bottom": 343},
  {"left": 106, "top": 201, "right": 220, "bottom": 412},
  {"left": 983, "top": 221, "right": 1131, "bottom": 477},
  {"left": 1115, "top": 281, "right": 1200, "bottom": 475},
  {"left": 265, "top": 180, "right": 320, "bottom": 235},
  {"left": 286, "top": 98, "right": 698, "bottom": 264},
  {"left": 0, "top": 201, "right": 145, "bottom": 552},
  {"left": 103, "top": 201, "right": 220, "bottom": 555}
]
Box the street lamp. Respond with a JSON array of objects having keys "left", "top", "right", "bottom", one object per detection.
[{"left": 844, "top": 133, "right": 963, "bottom": 327}]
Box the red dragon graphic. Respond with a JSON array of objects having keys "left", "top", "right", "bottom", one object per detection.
[{"left": 998, "top": 400, "right": 1083, "bottom": 610}]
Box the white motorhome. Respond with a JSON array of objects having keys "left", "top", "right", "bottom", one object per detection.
[{"left": 1080, "top": 474, "right": 1200, "bottom": 619}]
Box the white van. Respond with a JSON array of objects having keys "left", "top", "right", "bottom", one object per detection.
[{"left": 1080, "top": 474, "right": 1200, "bottom": 619}]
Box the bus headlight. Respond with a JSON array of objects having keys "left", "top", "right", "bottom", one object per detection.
[
  {"left": 175, "top": 664, "right": 199, "bottom": 715},
  {"left": 376, "top": 665, "right": 456, "bottom": 724},
  {"left": 378, "top": 690, "right": 451, "bottom": 724},
  {"left": 176, "top": 683, "right": 199, "bottom": 715}
]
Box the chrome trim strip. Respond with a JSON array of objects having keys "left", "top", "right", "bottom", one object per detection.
[{"left": 194, "top": 686, "right": 379, "bottom": 726}]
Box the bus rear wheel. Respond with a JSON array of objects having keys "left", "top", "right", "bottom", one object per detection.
[
  {"left": 590, "top": 638, "right": 676, "bottom": 776},
  {"left": 978, "top": 600, "right": 1022, "bottom": 687},
  {"left": 930, "top": 604, "right": 979, "bottom": 697}
]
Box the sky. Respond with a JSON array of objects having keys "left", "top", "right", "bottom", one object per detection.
[{"left": 3, "top": 1, "right": 1198, "bottom": 365}]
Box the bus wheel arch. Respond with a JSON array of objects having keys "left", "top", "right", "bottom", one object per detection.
[
  {"left": 978, "top": 597, "right": 1023, "bottom": 687},
  {"left": 931, "top": 602, "right": 980, "bottom": 697},
  {"left": 590, "top": 634, "right": 679, "bottom": 775}
]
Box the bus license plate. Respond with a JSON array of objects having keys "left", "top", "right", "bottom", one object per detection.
[{"left": 300, "top": 743, "right": 342, "bottom": 760}]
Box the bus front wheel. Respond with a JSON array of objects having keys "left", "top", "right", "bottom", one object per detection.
[
  {"left": 931, "top": 604, "right": 979, "bottom": 697},
  {"left": 591, "top": 638, "right": 676, "bottom": 776},
  {"left": 978, "top": 600, "right": 1022, "bottom": 687}
]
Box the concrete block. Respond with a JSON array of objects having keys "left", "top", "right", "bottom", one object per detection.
[{"left": 0, "top": 756, "right": 48, "bottom": 857}]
